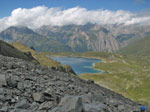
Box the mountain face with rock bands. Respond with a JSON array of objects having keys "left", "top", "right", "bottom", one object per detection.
[
  {"left": 36, "top": 24, "right": 120, "bottom": 52},
  {"left": 0, "top": 24, "right": 150, "bottom": 53},
  {"left": 0, "top": 54, "right": 148, "bottom": 112}
]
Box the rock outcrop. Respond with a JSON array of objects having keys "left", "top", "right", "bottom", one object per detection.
[{"left": 0, "top": 54, "right": 149, "bottom": 112}]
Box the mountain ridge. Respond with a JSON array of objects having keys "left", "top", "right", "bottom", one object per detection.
[{"left": 1, "top": 24, "right": 150, "bottom": 53}]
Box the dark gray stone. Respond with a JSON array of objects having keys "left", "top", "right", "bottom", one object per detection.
[
  {"left": 0, "top": 88, "right": 4, "bottom": 95},
  {"left": 81, "top": 93, "right": 104, "bottom": 104},
  {"left": 32, "top": 93, "right": 44, "bottom": 103},
  {"left": 0, "top": 74, "right": 7, "bottom": 87},
  {"left": 7, "top": 76, "right": 18, "bottom": 88},
  {"left": 15, "top": 99, "right": 30, "bottom": 109},
  {"left": 17, "top": 82, "right": 25, "bottom": 90},
  {"left": 83, "top": 103, "right": 106, "bottom": 112},
  {"left": 118, "top": 105, "right": 125, "bottom": 111},
  {"left": 58, "top": 96, "right": 83, "bottom": 112},
  {"left": 39, "top": 101, "right": 54, "bottom": 110},
  {"left": 0, "top": 106, "right": 8, "bottom": 112}
]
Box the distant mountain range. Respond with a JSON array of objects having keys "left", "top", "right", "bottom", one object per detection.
[{"left": 0, "top": 24, "right": 150, "bottom": 53}]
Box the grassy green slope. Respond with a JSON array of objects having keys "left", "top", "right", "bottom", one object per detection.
[
  {"left": 11, "top": 42, "right": 61, "bottom": 67},
  {"left": 118, "top": 36, "right": 150, "bottom": 56},
  {"left": 11, "top": 42, "right": 76, "bottom": 75},
  {"left": 51, "top": 52, "right": 150, "bottom": 104},
  {"left": 79, "top": 53, "right": 150, "bottom": 104}
]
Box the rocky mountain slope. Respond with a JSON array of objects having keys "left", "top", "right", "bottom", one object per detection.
[
  {"left": 0, "top": 24, "right": 150, "bottom": 53},
  {"left": 37, "top": 24, "right": 120, "bottom": 52},
  {"left": 0, "top": 54, "right": 148, "bottom": 112},
  {"left": 0, "top": 39, "right": 37, "bottom": 62},
  {"left": 0, "top": 26, "right": 72, "bottom": 52}
]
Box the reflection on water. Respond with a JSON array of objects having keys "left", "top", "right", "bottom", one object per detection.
[{"left": 51, "top": 56, "right": 102, "bottom": 75}]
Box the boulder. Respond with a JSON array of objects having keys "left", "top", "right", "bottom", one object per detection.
[
  {"left": 58, "top": 96, "right": 83, "bottom": 112},
  {"left": 83, "top": 103, "right": 107, "bottom": 112},
  {"left": 0, "top": 74, "right": 7, "bottom": 87},
  {"left": 15, "top": 99, "right": 30, "bottom": 109},
  {"left": 17, "top": 82, "right": 25, "bottom": 90},
  {"left": 32, "top": 93, "right": 44, "bottom": 103},
  {"left": 81, "top": 93, "right": 104, "bottom": 103},
  {"left": 39, "top": 101, "right": 55, "bottom": 110},
  {"left": 6, "top": 76, "right": 18, "bottom": 88}
]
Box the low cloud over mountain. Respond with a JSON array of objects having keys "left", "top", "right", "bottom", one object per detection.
[{"left": 0, "top": 6, "right": 150, "bottom": 31}]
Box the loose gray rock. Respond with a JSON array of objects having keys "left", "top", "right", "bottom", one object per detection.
[
  {"left": 7, "top": 76, "right": 18, "bottom": 88},
  {"left": 39, "top": 101, "right": 54, "bottom": 110},
  {"left": 0, "top": 55, "right": 148, "bottom": 112},
  {"left": 58, "top": 96, "right": 83, "bottom": 112},
  {"left": 15, "top": 99, "right": 30, "bottom": 109},
  {"left": 0, "top": 74, "right": 7, "bottom": 87},
  {"left": 32, "top": 93, "right": 44, "bottom": 103}
]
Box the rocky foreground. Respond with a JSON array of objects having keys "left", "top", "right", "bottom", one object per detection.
[{"left": 0, "top": 55, "right": 148, "bottom": 112}]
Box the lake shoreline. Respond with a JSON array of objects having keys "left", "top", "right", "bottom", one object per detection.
[
  {"left": 50, "top": 55, "right": 108, "bottom": 74},
  {"left": 50, "top": 55, "right": 103, "bottom": 75}
]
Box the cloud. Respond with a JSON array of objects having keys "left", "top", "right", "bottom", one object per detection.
[{"left": 0, "top": 6, "right": 150, "bottom": 31}]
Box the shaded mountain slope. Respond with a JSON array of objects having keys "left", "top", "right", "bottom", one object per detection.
[
  {"left": 0, "top": 26, "right": 73, "bottom": 52},
  {"left": 0, "top": 39, "right": 37, "bottom": 62}
]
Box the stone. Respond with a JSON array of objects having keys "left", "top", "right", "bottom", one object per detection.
[
  {"left": 0, "top": 95, "right": 6, "bottom": 101},
  {"left": 81, "top": 93, "right": 104, "bottom": 104},
  {"left": 7, "top": 76, "right": 18, "bottom": 88},
  {"left": 0, "top": 88, "right": 4, "bottom": 95},
  {"left": 0, "top": 74, "right": 7, "bottom": 87},
  {"left": 58, "top": 96, "right": 83, "bottom": 112},
  {"left": 48, "top": 107, "right": 61, "bottom": 112},
  {"left": 29, "top": 102, "right": 39, "bottom": 111},
  {"left": 17, "top": 82, "right": 25, "bottom": 90},
  {"left": 10, "top": 109, "right": 30, "bottom": 112},
  {"left": 0, "top": 106, "right": 8, "bottom": 112},
  {"left": 118, "top": 105, "right": 125, "bottom": 111},
  {"left": 32, "top": 93, "right": 44, "bottom": 103},
  {"left": 39, "top": 101, "right": 54, "bottom": 110},
  {"left": 15, "top": 99, "right": 30, "bottom": 109},
  {"left": 87, "top": 80, "right": 94, "bottom": 84},
  {"left": 83, "top": 103, "right": 106, "bottom": 112}
]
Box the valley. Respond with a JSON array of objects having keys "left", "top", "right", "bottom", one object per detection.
[
  {"left": 10, "top": 39, "right": 150, "bottom": 105},
  {"left": 43, "top": 52, "right": 150, "bottom": 105},
  {"left": 1, "top": 23, "right": 150, "bottom": 105}
]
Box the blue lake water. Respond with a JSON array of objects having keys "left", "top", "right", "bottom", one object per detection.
[{"left": 50, "top": 56, "right": 102, "bottom": 75}]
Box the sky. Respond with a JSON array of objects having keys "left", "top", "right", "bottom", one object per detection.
[
  {"left": 0, "top": 0, "right": 150, "bottom": 31},
  {"left": 0, "top": 0, "right": 150, "bottom": 17}
]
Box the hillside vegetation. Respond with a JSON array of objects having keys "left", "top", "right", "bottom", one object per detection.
[
  {"left": 78, "top": 52, "right": 150, "bottom": 105},
  {"left": 11, "top": 42, "right": 76, "bottom": 75},
  {"left": 11, "top": 42, "right": 61, "bottom": 67},
  {"left": 49, "top": 51, "right": 150, "bottom": 104},
  {"left": 118, "top": 36, "right": 150, "bottom": 56}
]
